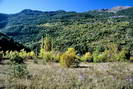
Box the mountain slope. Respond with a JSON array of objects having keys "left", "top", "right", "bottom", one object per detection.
[
  {"left": 0, "top": 32, "right": 30, "bottom": 51},
  {"left": 0, "top": 7, "right": 133, "bottom": 54},
  {"left": 107, "top": 6, "right": 131, "bottom": 13},
  {"left": 0, "top": 13, "right": 8, "bottom": 28}
]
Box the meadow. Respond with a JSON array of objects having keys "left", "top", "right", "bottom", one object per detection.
[{"left": 0, "top": 60, "right": 133, "bottom": 89}]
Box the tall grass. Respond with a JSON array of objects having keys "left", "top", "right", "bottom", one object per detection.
[{"left": 1, "top": 62, "right": 133, "bottom": 89}]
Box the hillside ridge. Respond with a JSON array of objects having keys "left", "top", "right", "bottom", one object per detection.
[{"left": 0, "top": 6, "right": 133, "bottom": 54}]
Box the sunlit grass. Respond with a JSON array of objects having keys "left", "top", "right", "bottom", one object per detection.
[{"left": 0, "top": 61, "right": 133, "bottom": 89}]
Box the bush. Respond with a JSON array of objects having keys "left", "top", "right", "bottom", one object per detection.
[
  {"left": 105, "top": 43, "right": 119, "bottom": 62},
  {"left": 51, "top": 51, "right": 62, "bottom": 62},
  {"left": 66, "top": 48, "right": 77, "bottom": 55},
  {"left": 43, "top": 51, "right": 54, "bottom": 62},
  {"left": 4, "top": 51, "right": 15, "bottom": 59},
  {"left": 39, "top": 50, "right": 60, "bottom": 62},
  {"left": 28, "top": 51, "right": 36, "bottom": 57},
  {"left": 115, "top": 49, "right": 128, "bottom": 62},
  {"left": 92, "top": 51, "right": 98, "bottom": 62},
  {"left": 19, "top": 49, "right": 36, "bottom": 59},
  {"left": 39, "top": 47, "right": 45, "bottom": 59},
  {"left": 10, "top": 52, "right": 24, "bottom": 64},
  {"left": 9, "top": 63, "right": 29, "bottom": 78},
  {"left": 4, "top": 50, "right": 36, "bottom": 61},
  {"left": 92, "top": 46, "right": 129, "bottom": 62},
  {"left": 130, "top": 57, "right": 133, "bottom": 62},
  {"left": 26, "top": 51, "right": 36, "bottom": 59},
  {"left": 80, "top": 52, "right": 92, "bottom": 62},
  {"left": 60, "top": 48, "right": 79, "bottom": 68},
  {"left": 60, "top": 53, "right": 74, "bottom": 68},
  {"left": 19, "top": 49, "right": 28, "bottom": 59},
  {"left": 93, "top": 51, "right": 107, "bottom": 63}
]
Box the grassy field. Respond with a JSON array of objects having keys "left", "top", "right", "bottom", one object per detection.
[{"left": 0, "top": 60, "right": 133, "bottom": 89}]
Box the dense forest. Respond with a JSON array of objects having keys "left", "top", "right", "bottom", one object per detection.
[
  {"left": 0, "top": 6, "right": 133, "bottom": 57},
  {"left": 0, "top": 32, "right": 29, "bottom": 52},
  {"left": 0, "top": 7, "right": 133, "bottom": 55}
]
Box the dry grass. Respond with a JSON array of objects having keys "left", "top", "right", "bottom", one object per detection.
[{"left": 0, "top": 61, "right": 133, "bottom": 89}]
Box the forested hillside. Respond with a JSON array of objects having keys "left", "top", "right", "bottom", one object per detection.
[
  {"left": 1, "top": 6, "right": 133, "bottom": 54},
  {"left": 0, "top": 32, "right": 29, "bottom": 51}
]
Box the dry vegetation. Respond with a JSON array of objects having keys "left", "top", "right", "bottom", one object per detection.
[{"left": 0, "top": 60, "right": 133, "bottom": 89}]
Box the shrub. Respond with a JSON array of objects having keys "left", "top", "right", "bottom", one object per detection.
[
  {"left": 92, "top": 45, "right": 129, "bottom": 62},
  {"left": 19, "top": 50, "right": 36, "bottom": 59},
  {"left": 19, "top": 49, "right": 27, "bottom": 59},
  {"left": 28, "top": 51, "right": 36, "bottom": 57},
  {"left": 60, "top": 48, "right": 79, "bottom": 68},
  {"left": 5, "top": 49, "right": 36, "bottom": 60},
  {"left": 10, "top": 52, "right": 24, "bottom": 64},
  {"left": 105, "top": 43, "right": 119, "bottom": 62},
  {"left": 94, "top": 44, "right": 129, "bottom": 62},
  {"left": 39, "top": 47, "right": 45, "bottom": 59},
  {"left": 66, "top": 48, "right": 77, "bottom": 55},
  {"left": 93, "top": 51, "right": 107, "bottom": 63},
  {"left": 80, "top": 52, "right": 92, "bottom": 62},
  {"left": 95, "top": 45, "right": 105, "bottom": 52},
  {"left": 60, "top": 53, "right": 75, "bottom": 68},
  {"left": 27, "top": 51, "right": 36, "bottom": 59},
  {"left": 130, "top": 57, "right": 133, "bottom": 62},
  {"left": 4, "top": 51, "right": 15, "bottom": 59},
  {"left": 9, "top": 63, "right": 29, "bottom": 78},
  {"left": 115, "top": 49, "right": 128, "bottom": 62},
  {"left": 39, "top": 50, "right": 59, "bottom": 62},
  {"left": 43, "top": 51, "right": 54, "bottom": 62},
  {"left": 51, "top": 51, "right": 62, "bottom": 62},
  {"left": 92, "top": 51, "right": 99, "bottom": 62}
]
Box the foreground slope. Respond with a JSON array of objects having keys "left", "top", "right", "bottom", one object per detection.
[{"left": 0, "top": 61, "right": 133, "bottom": 89}]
